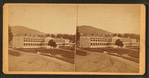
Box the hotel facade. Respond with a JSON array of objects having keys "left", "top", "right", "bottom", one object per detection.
[
  {"left": 11, "top": 36, "right": 71, "bottom": 48},
  {"left": 79, "top": 36, "right": 139, "bottom": 48}
]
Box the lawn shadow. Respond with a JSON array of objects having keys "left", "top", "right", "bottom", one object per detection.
[{"left": 8, "top": 50, "right": 21, "bottom": 56}]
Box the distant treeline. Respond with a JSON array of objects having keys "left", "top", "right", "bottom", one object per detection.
[
  {"left": 113, "top": 33, "right": 140, "bottom": 42},
  {"left": 46, "top": 34, "right": 75, "bottom": 43}
]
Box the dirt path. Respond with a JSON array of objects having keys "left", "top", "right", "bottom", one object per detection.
[
  {"left": 75, "top": 49, "right": 139, "bottom": 73},
  {"left": 8, "top": 49, "right": 74, "bottom": 71}
]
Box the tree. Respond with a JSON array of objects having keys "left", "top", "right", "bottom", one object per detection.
[
  {"left": 123, "top": 33, "right": 129, "bottom": 38},
  {"left": 118, "top": 34, "right": 122, "bottom": 37},
  {"left": 46, "top": 34, "right": 50, "bottom": 37},
  {"left": 129, "top": 33, "right": 136, "bottom": 39},
  {"left": 136, "top": 34, "right": 140, "bottom": 42},
  {"left": 56, "top": 34, "right": 62, "bottom": 38},
  {"left": 63, "top": 34, "right": 69, "bottom": 39},
  {"left": 68, "top": 34, "right": 75, "bottom": 42},
  {"left": 119, "top": 41, "right": 124, "bottom": 47},
  {"left": 9, "top": 26, "right": 13, "bottom": 44},
  {"left": 48, "top": 39, "right": 57, "bottom": 48},
  {"left": 113, "top": 34, "right": 117, "bottom": 36},
  {"left": 51, "top": 34, "right": 55, "bottom": 38},
  {"left": 115, "top": 39, "right": 124, "bottom": 47},
  {"left": 48, "top": 39, "right": 53, "bottom": 46},
  {"left": 52, "top": 42, "right": 57, "bottom": 48},
  {"left": 115, "top": 39, "right": 120, "bottom": 46}
]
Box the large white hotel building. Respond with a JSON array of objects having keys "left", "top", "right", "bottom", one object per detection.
[
  {"left": 11, "top": 35, "right": 71, "bottom": 48},
  {"left": 79, "top": 36, "right": 139, "bottom": 48}
]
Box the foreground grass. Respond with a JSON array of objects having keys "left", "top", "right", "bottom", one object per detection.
[
  {"left": 79, "top": 48, "right": 139, "bottom": 63},
  {"left": 76, "top": 50, "right": 87, "bottom": 56},
  {"left": 59, "top": 46, "right": 75, "bottom": 51},
  {"left": 82, "top": 48, "right": 139, "bottom": 58},
  {"left": 8, "top": 50, "right": 21, "bottom": 56},
  {"left": 15, "top": 48, "right": 74, "bottom": 58},
  {"left": 126, "top": 47, "right": 140, "bottom": 50},
  {"left": 14, "top": 48, "right": 74, "bottom": 64}
]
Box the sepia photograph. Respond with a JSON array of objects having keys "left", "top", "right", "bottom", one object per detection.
[
  {"left": 6, "top": 4, "right": 76, "bottom": 72},
  {"left": 76, "top": 5, "right": 143, "bottom": 73},
  {"left": 3, "top": 4, "right": 145, "bottom": 75}
]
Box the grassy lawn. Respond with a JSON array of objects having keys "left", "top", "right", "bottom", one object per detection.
[
  {"left": 15, "top": 48, "right": 74, "bottom": 59},
  {"left": 80, "top": 48, "right": 139, "bottom": 63},
  {"left": 59, "top": 45, "right": 75, "bottom": 51},
  {"left": 105, "top": 48, "right": 139, "bottom": 58},
  {"left": 76, "top": 50, "right": 87, "bottom": 56},
  {"left": 8, "top": 50, "right": 21, "bottom": 56},
  {"left": 59, "top": 46, "right": 72, "bottom": 50},
  {"left": 14, "top": 48, "right": 74, "bottom": 64},
  {"left": 126, "top": 47, "right": 140, "bottom": 50},
  {"left": 82, "top": 48, "right": 139, "bottom": 58}
]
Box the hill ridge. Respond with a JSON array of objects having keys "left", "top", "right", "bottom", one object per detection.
[
  {"left": 77, "top": 25, "right": 111, "bottom": 36},
  {"left": 10, "top": 26, "right": 45, "bottom": 37}
]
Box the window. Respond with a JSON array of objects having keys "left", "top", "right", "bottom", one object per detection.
[{"left": 29, "top": 38, "right": 30, "bottom": 42}]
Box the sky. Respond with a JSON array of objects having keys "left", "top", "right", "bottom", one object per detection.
[
  {"left": 78, "top": 4, "right": 141, "bottom": 34},
  {"left": 8, "top": 4, "right": 142, "bottom": 35},
  {"left": 8, "top": 4, "right": 77, "bottom": 35}
]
